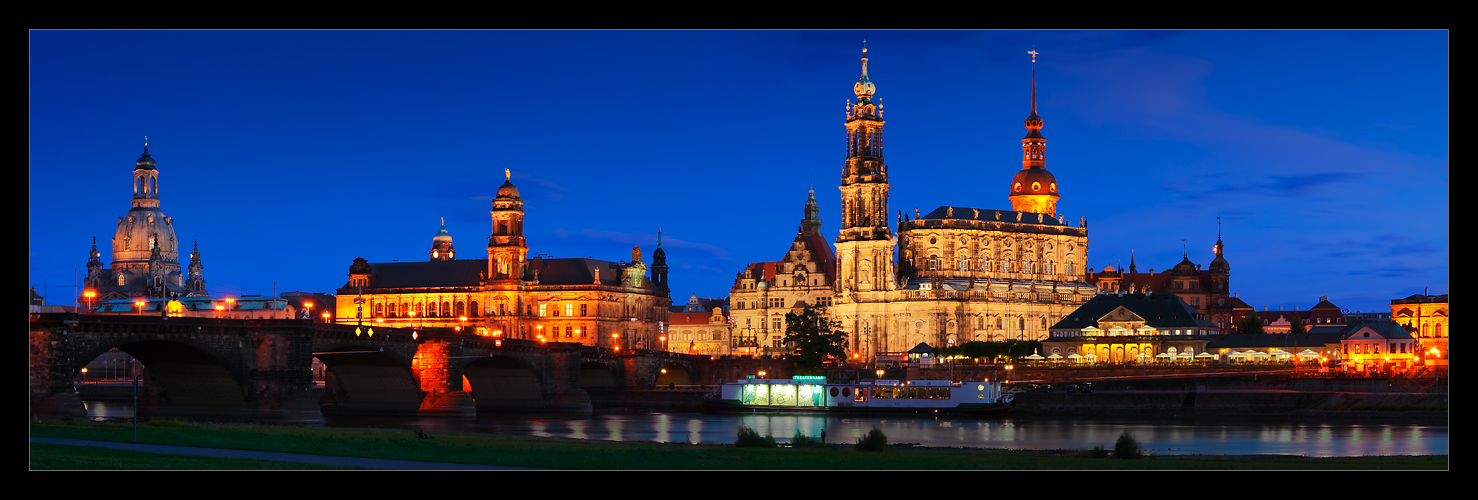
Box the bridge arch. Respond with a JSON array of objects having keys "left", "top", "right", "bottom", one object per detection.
[
  {"left": 462, "top": 355, "right": 546, "bottom": 412},
  {"left": 82, "top": 338, "right": 252, "bottom": 419},
  {"left": 314, "top": 345, "right": 423, "bottom": 416}
]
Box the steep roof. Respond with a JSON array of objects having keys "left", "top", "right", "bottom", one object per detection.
[
  {"left": 360, "top": 259, "right": 487, "bottom": 289},
  {"left": 1050, "top": 293, "right": 1218, "bottom": 331}
]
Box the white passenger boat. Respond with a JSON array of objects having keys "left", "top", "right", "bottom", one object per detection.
[{"left": 702, "top": 376, "right": 1014, "bottom": 415}]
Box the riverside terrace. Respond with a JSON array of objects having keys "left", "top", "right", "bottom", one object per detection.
[{"left": 30, "top": 313, "right": 709, "bottom": 421}]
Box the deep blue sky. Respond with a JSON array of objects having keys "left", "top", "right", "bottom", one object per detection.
[{"left": 31, "top": 30, "right": 1447, "bottom": 314}]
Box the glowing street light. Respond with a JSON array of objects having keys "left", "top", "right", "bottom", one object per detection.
[
  {"left": 135, "top": 299, "right": 146, "bottom": 316},
  {"left": 83, "top": 289, "right": 96, "bottom": 313},
  {"left": 322, "top": 311, "right": 331, "bottom": 323},
  {"left": 304, "top": 301, "right": 314, "bottom": 320},
  {"left": 215, "top": 304, "right": 224, "bottom": 318}
]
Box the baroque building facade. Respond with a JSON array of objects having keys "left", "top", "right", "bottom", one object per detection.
[
  {"left": 733, "top": 49, "right": 1098, "bottom": 361},
  {"left": 334, "top": 170, "right": 671, "bottom": 351},
  {"left": 730, "top": 189, "right": 838, "bottom": 353},
  {"left": 80, "top": 143, "right": 209, "bottom": 309}
]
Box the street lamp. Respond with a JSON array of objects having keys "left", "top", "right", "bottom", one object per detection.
[
  {"left": 322, "top": 311, "right": 331, "bottom": 324},
  {"left": 225, "top": 297, "right": 235, "bottom": 318},
  {"left": 83, "top": 289, "right": 96, "bottom": 313},
  {"left": 215, "top": 304, "right": 224, "bottom": 318},
  {"left": 135, "top": 299, "right": 145, "bottom": 316},
  {"left": 304, "top": 301, "right": 313, "bottom": 320}
]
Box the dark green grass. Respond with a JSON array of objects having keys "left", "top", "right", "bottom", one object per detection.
[
  {"left": 30, "top": 420, "right": 1447, "bottom": 470},
  {"left": 30, "top": 443, "right": 368, "bottom": 470}
]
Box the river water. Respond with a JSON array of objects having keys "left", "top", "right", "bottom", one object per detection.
[{"left": 82, "top": 401, "right": 1446, "bottom": 458}]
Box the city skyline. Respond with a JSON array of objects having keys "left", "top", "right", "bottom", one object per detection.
[{"left": 30, "top": 30, "right": 1448, "bottom": 314}]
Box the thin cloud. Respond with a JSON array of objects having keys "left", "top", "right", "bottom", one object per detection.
[{"left": 552, "top": 229, "right": 732, "bottom": 260}]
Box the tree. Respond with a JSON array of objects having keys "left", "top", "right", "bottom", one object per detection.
[
  {"left": 1288, "top": 313, "right": 1306, "bottom": 335},
  {"left": 782, "top": 305, "right": 849, "bottom": 368},
  {"left": 1236, "top": 312, "right": 1264, "bottom": 334}
]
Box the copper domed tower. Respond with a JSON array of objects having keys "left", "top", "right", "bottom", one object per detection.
[{"left": 1008, "top": 50, "right": 1060, "bottom": 216}]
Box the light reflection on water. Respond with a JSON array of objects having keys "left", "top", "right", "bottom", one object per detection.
[
  {"left": 327, "top": 412, "right": 1446, "bottom": 458},
  {"left": 85, "top": 402, "right": 1446, "bottom": 458}
]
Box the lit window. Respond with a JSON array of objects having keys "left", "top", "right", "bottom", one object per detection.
[
  {"left": 539, "top": 304, "right": 547, "bottom": 317},
  {"left": 565, "top": 303, "right": 573, "bottom": 317}
]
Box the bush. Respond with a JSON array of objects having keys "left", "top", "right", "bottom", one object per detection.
[
  {"left": 1114, "top": 431, "right": 1143, "bottom": 459},
  {"left": 1090, "top": 445, "right": 1109, "bottom": 458},
  {"left": 735, "top": 425, "right": 776, "bottom": 448},
  {"left": 855, "top": 427, "right": 888, "bottom": 452},
  {"left": 791, "top": 431, "right": 824, "bottom": 448}
]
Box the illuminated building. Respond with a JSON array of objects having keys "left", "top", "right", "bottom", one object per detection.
[
  {"left": 79, "top": 143, "right": 210, "bottom": 308},
  {"left": 1339, "top": 321, "right": 1419, "bottom": 372},
  {"left": 334, "top": 169, "right": 671, "bottom": 350},
  {"left": 1389, "top": 292, "right": 1447, "bottom": 361},
  {"left": 734, "top": 48, "right": 1097, "bottom": 362},
  {"left": 730, "top": 189, "right": 837, "bottom": 352},
  {"left": 1254, "top": 297, "right": 1347, "bottom": 334},
  {"left": 1086, "top": 224, "right": 1245, "bottom": 333},
  {"left": 666, "top": 294, "right": 731, "bottom": 355},
  {"left": 1042, "top": 293, "right": 1219, "bottom": 363}
]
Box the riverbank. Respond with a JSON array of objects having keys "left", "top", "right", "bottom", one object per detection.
[{"left": 29, "top": 419, "right": 1446, "bottom": 470}]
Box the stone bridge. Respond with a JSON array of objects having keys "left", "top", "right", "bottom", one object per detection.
[{"left": 30, "top": 313, "right": 709, "bottom": 420}]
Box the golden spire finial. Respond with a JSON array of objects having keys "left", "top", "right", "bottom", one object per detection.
[
  {"left": 441, "top": 216, "right": 444, "bottom": 227},
  {"left": 144, "top": 135, "right": 148, "bottom": 147},
  {"left": 505, "top": 168, "right": 511, "bottom": 181},
  {"left": 1028, "top": 49, "right": 1038, "bottom": 62}
]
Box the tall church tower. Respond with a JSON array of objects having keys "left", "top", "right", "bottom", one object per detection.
[
  {"left": 836, "top": 46, "right": 897, "bottom": 294},
  {"left": 1008, "top": 51, "right": 1061, "bottom": 216},
  {"left": 488, "top": 169, "right": 528, "bottom": 282}
]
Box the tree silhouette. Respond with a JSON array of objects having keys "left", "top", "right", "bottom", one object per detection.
[{"left": 782, "top": 305, "right": 849, "bottom": 368}]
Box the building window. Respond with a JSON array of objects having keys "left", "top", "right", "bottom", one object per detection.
[
  {"left": 580, "top": 303, "right": 588, "bottom": 316},
  {"left": 565, "top": 326, "right": 573, "bottom": 338},
  {"left": 539, "top": 304, "right": 547, "bottom": 317},
  {"left": 118, "top": 274, "right": 126, "bottom": 286},
  {"left": 565, "top": 303, "right": 574, "bottom": 317}
]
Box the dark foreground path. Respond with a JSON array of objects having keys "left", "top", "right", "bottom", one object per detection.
[{"left": 31, "top": 437, "right": 546, "bottom": 470}]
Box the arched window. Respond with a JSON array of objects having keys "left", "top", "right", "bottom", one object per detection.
[
  {"left": 443, "top": 302, "right": 451, "bottom": 317},
  {"left": 455, "top": 301, "right": 464, "bottom": 317},
  {"left": 470, "top": 301, "right": 479, "bottom": 317}
]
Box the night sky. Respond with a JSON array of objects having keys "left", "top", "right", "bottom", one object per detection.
[{"left": 30, "top": 30, "right": 1448, "bottom": 314}]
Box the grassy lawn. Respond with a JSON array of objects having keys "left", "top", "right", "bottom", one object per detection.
[
  {"left": 30, "top": 419, "right": 1447, "bottom": 470},
  {"left": 30, "top": 443, "right": 368, "bottom": 470}
]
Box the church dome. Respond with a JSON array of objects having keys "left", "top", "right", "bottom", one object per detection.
[
  {"left": 496, "top": 170, "right": 520, "bottom": 199},
  {"left": 113, "top": 206, "right": 180, "bottom": 266},
  {"left": 1009, "top": 167, "right": 1059, "bottom": 196},
  {"left": 135, "top": 147, "right": 156, "bottom": 170},
  {"left": 432, "top": 225, "right": 452, "bottom": 242}
]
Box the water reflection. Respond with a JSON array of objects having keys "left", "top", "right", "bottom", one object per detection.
[{"left": 84, "top": 401, "right": 1444, "bottom": 458}]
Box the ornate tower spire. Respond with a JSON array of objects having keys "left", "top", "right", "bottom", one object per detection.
[
  {"left": 802, "top": 187, "right": 823, "bottom": 235},
  {"left": 837, "top": 43, "right": 896, "bottom": 294},
  {"left": 839, "top": 43, "right": 890, "bottom": 240},
  {"left": 489, "top": 170, "right": 527, "bottom": 281},
  {"left": 652, "top": 225, "right": 669, "bottom": 291},
  {"left": 431, "top": 217, "right": 455, "bottom": 261},
  {"left": 1009, "top": 50, "right": 1060, "bottom": 216},
  {"left": 1210, "top": 217, "right": 1231, "bottom": 276},
  {"left": 132, "top": 136, "right": 161, "bottom": 209},
  {"left": 187, "top": 239, "right": 207, "bottom": 294}
]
